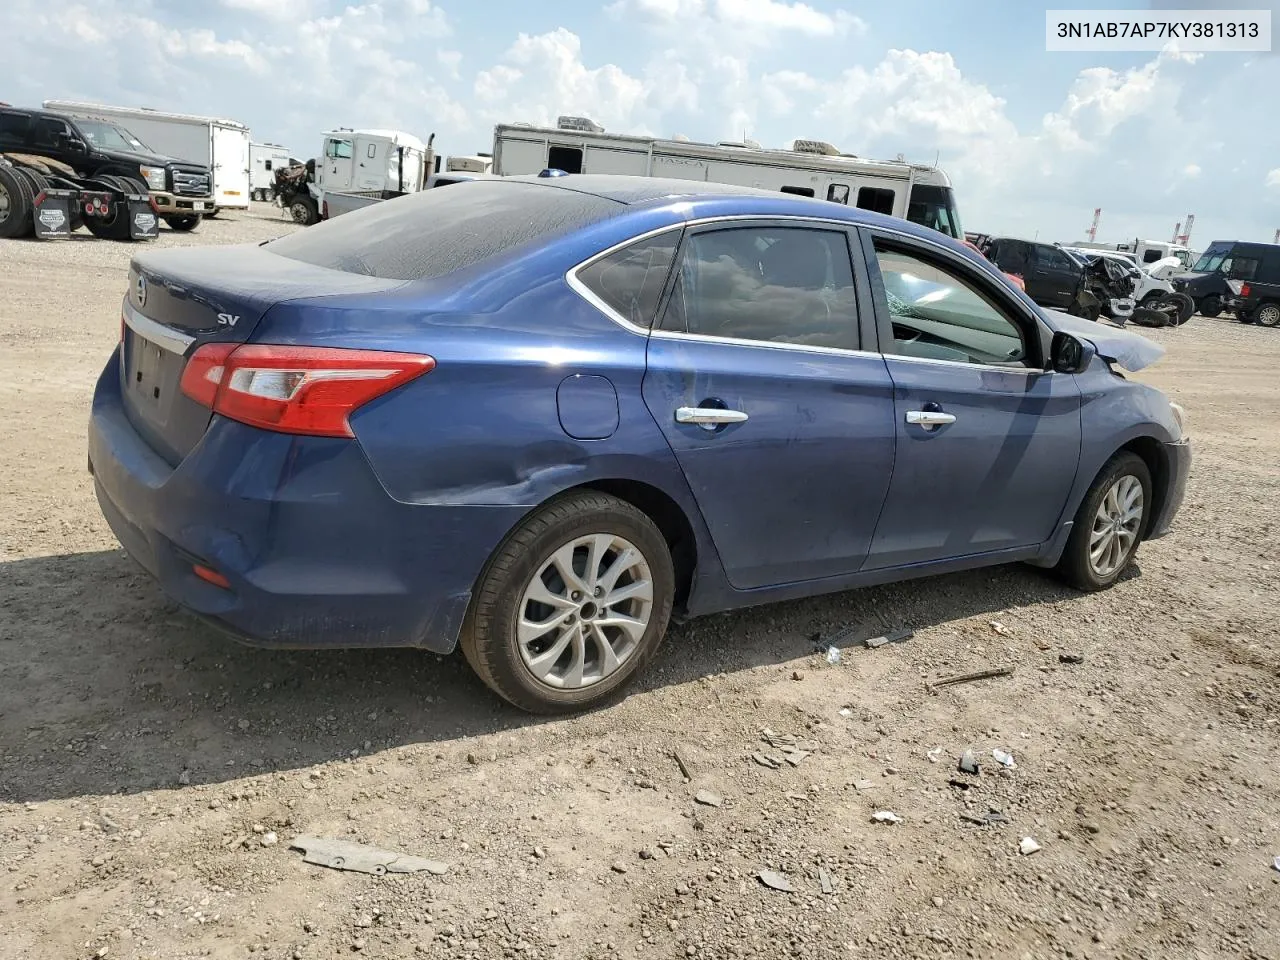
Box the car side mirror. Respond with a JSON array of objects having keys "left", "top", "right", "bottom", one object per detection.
[
  {"left": 59, "top": 133, "right": 86, "bottom": 153},
  {"left": 1049, "top": 331, "right": 1094, "bottom": 374}
]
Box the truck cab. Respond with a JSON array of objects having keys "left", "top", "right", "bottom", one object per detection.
[
  {"left": 317, "top": 129, "right": 429, "bottom": 197},
  {"left": 1171, "top": 240, "right": 1278, "bottom": 318}
]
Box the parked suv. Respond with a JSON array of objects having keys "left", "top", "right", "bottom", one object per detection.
[
  {"left": 0, "top": 107, "right": 213, "bottom": 230},
  {"left": 1170, "top": 240, "right": 1280, "bottom": 319},
  {"left": 1222, "top": 242, "right": 1280, "bottom": 327}
]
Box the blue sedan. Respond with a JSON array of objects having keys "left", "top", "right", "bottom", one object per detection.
[{"left": 88, "top": 175, "right": 1191, "bottom": 713}]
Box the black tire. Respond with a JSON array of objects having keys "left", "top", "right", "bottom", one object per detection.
[
  {"left": 1166, "top": 291, "right": 1195, "bottom": 325},
  {"left": 84, "top": 176, "right": 135, "bottom": 240},
  {"left": 1198, "top": 294, "right": 1223, "bottom": 318},
  {"left": 204, "top": 206, "right": 221, "bottom": 219},
  {"left": 1055, "top": 452, "right": 1152, "bottom": 592},
  {"left": 164, "top": 215, "right": 202, "bottom": 232},
  {"left": 0, "top": 163, "right": 37, "bottom": 238},
  {"left": 1255, "top": 302, "right": 1280, "bottom": 328},
  {"left": 1130, "top": 307, "right": 1168, "bottom": 328},
  {"left": 460, "top": 491, "right": 676, "bottom": 714},
  {"left": 288, "top": 194, "right": 319, "bottom": 225}
]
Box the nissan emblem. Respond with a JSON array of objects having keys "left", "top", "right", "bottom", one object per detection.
[{"left": 136, "top": 274, "right": 147, "bottom": 307}]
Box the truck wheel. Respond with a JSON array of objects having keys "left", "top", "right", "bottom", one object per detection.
[
  {"left": 288, "top": 195, "right": 319, "bottom": 225},
  {"left": 1256, "top": 302, "right": 1280, "bottom": 328},
  {"left": 1197, "top": 294, "right": 1223, "bottom": 318},
  {"left": 164, "top": 215, "right": 202, "bottom": 232},
  {"left": 0, "top": 164, "right": 37, "bottom": 239}
]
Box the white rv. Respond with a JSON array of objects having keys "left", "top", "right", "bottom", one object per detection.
[
  {"left": 491, "top": 116, "right": 964, "bottom": 239},
  {"left": 249, "top": 142, "right": 293, "bottom": 201},
  {"left": 43, "top": 100, "right": 251, "bottom": 212}
]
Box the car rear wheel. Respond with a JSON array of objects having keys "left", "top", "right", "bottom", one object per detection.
[
  {"left": 1256, "top": 302, "right": 1280, "bottom": 328},
  {"left": 460, "top": 491, "right": 675, "bottom": 714},
  {"left": 1055, "top": 452, "right": 1151, "bottom": 592}
]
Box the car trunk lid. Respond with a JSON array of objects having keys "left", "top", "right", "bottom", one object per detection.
[{"left": 121, "top": 244, "right": 405, "bottom": 465}]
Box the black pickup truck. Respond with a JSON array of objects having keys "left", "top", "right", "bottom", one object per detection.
[{"left": 0, "top": 106, "right": 213, "bottom": 239}]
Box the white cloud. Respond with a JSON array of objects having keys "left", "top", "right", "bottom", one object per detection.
[
  {"left": 1267, "top": 169, "right": 1280, "bottom": 188},
  {"left": 437, "top": 49, "right": 462, "bottom": 80},
  {"left": 607, "top": 0, "right": 864, "bottom": 46},
  {"left": 219, "top": 0, "right": 313, "bottom": 20},
  {"left": 1183, "top": 163, "right": 1201, "bottom": 177}
]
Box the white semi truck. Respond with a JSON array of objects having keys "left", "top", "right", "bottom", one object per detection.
[
  {"left": 489, "top": 116, "right": 965, "bottom": 240},
  {"left": 43, "top": 100, "right": 250, "bottom": 214}
]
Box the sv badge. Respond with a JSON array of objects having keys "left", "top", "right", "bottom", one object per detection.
[{"left": 217, "top": 313, "right": 240, "bottom": 327}]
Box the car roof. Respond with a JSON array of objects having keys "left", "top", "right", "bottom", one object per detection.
[{"left": 496, "top": 174, "right": 959, "bottom": 248}]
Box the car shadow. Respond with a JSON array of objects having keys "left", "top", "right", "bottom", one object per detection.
[{"left": 0, "top": 547, "right": 1100, "bottom": 804}]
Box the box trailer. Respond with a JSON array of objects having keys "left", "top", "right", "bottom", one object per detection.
[
  {"left": 43, "top": 100, "right": 251, "bottom": 213},
  {"left": 492, "top": 116, "right": 964, "bottom": 240},
  {"left": 249, "top": 142, "right": 293, "bottom": 201}
]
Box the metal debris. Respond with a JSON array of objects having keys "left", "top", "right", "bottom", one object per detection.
[
  {"left": 819, "top": 867, "right": 834, "bottom": 895},
  {"left": 1019, "top": 837, "right": 1043, "bottom": 856},
  {"left": 694, "top": 790, "right": 723, "bottom": 808},
  {"left": 958, "top": 750, "right": 980, "bottom": 775},
  {"left": 872, "top": 811, "right": 903, "bottom": 824},
  {"left": 289, "top": 836, "right": 448, "bottom": 876},
  {"left": 866, "top": 627, "right": 914, "bottom": 649},
  {"left": 992, "top": 749, "right": 1017, "bottom": 769},
  {"left": 926, "top": 667, "right": 1014, "bottom": 694},
  {"left": 1273, "top": 856, "right": 1280, "bottom": 874},
  {"left": 758, "top": 870, "right": 795, "bottom": 892}
]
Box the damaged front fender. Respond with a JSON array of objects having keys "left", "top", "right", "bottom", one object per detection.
[{"left": 1040, "top": 309, "right": 1166, "bottom": 372}]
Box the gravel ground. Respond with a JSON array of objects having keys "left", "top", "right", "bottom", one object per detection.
[{"left": 1, "top": 206, "right": 1278, "bottom": 960}]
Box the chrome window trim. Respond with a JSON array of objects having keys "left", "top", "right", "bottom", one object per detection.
[
  {"left": 564, "top": 213, "right": 1048, "bottom": 371},
  {"left": 123, "top": 300, "right": 195, "bottom": 354}
]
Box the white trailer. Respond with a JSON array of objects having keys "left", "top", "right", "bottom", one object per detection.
[
  {"left": 42, "top": 100, "right": 251, "bottom": 212},
  {"left": 445, "top": 154, "right": 493, "bottom": 174},
  {"left": 1072, "top": 238, "right": 1193, "bottom": 269},
  {"left": 249, "top": 142, "right": 292, "bottom": 201},
  {"left": 491, "top": 116, "right": 964, "bottom": 239}
]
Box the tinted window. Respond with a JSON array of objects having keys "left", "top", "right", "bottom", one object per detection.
[
  {"left": 661, "top": 226, "right": 858, "bottom": 351},
  {"left": 780, "top": 185, "right": 815, "bottom": 197},
  {"left": 576, "top": 231, "right": 680, "bottom": 328},
  {"left": 1227, "top": 257, "right": 1259, "bottom": 280},
  {"left": 267, "top": 180, "right": 623, "bottom": 281},
  {"left": 856, "top": 186, "right": 896, "bottom": 216},
  {"left": 906, "top": 184, "right": 963, "bottom": 239},
  {"left": 31, "top": 117, "right": 70, "bottom": 149},
  {"left": 874, "top": 242, "right": 1028, "bottom": 366},
  {"left": 0, "top": 111, "right": 32, "bottom": 143},
  {"left": 1039, "top": 246, "right": 1076, "bottom": 272},
  {"left": 1142, "top": 249, "right": 1162, "bottom": 263}
]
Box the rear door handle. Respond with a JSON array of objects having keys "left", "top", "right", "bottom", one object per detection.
[
  {"left": 906, "top": 410, "right": 957, "bottom": 427},
  {"left": 675, "top": 406, "right": 749, "bottom": 426}
]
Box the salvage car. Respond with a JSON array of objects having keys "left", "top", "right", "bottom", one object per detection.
[
  {"left": 88, "top": 176, "right": 1191, "bottom": 713},
  {"left": 974, "top": 235, "right": 1135, "bottom": 323}
]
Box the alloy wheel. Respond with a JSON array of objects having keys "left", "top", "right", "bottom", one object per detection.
[
  {"left": 517, "top": 533, "right": 653, "bottom": 690},
  {"left": 1088, "top": 475, "right": 1144, "bottom": 578}
]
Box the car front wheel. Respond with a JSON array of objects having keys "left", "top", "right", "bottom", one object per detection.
[
  {"left": 1055, "top": 452, "right": 1152, "bottom": 591},
  {"left": 460, "top": 491, "right": 675, "bottom": 714}
]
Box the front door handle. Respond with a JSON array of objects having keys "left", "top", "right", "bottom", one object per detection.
[
  {"left": 906, "top": 409, "right": 957, "bottom": 427},
  {"left": 675, "top": 406, "right": 749, "bottom": 427}
]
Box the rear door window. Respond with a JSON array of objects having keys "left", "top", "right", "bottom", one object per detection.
[
  {"left": 659, "top": 225, "right": 859, "bottom": 351},
  {"left": 575, "top": 231, "right": 680, "bottom": 328},
  {"left": 266, "top": 180, "right": 624, "bottom": 281}
]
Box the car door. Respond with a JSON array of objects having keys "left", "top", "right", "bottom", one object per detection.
[
  {"left": 856, "top": 227, "right": 1083, "bottom": 570},
  {"left": 1035, "top": 244, "right": 1082, "bottom": 308},
  {"left": 639, "top": 219, "right": 897, "bottom": 590}
]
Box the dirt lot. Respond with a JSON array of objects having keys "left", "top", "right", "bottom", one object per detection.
[{"left": 1, "top": 207, "right": 1278, "bottom": 960}]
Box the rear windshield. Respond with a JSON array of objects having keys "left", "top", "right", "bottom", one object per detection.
[{"left": 266, "top": 179, "right": 623, "bottom": 281}]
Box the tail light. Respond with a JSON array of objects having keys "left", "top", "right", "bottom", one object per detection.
[
  {"left": 321, "top": 200, "right": 329, "bottom": 219},
  {"left": 1240, "top": 283, "right": 1251, "bottom": 298},
  {"left": 179, "top": 344, "right": 435, "bottom": 438}
]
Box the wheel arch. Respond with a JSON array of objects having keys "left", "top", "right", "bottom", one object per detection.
[{"left": 1116, "top": 435, "right": 1169, "bottom": 538}]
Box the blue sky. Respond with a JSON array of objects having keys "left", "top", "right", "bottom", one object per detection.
[{"left": 4, "top": 0, "right": 1278, "bottom": 247}]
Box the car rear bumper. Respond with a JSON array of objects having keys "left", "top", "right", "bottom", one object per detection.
[
  {"left": 87, "top": 354, "right": 525, "bottom": 652},
  {"left": 1148, "top": 437, "right": 1191, "bottom": 540}
]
